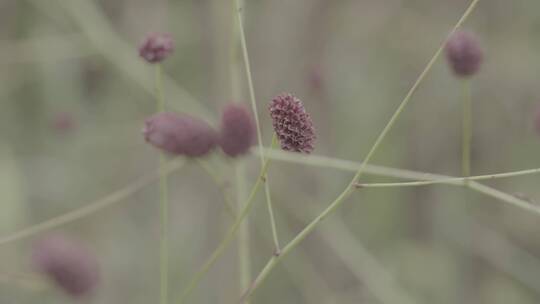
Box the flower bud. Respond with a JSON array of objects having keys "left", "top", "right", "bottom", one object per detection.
[
  {"left": 139, "top": 33, "right": 174, "bottom": 64},
  {"left": 143, "top": 112, "right": 217, "bottom": 157},
  {"left": 32, "top": 235, "right": 99, "bottom": 298},
  {"left": 219, "top": 103, "right": 255, "bottom": 157},
  {"left": 445, "top": 31, "right": 483, "bottom": 77},
  {"left": 269, "top": 93, "right": 315, "bottom": 154}
]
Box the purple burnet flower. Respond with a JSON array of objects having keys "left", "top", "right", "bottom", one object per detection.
[
  {"left": 269, "top": 93, "right": 315, "bottom": 154},
  {"left": 143, "top": 112, "right": 217, "bottom": 157},
  {"left": 32, "top": 235, "right": 100, "bottom": 298},
  {"left": 444, "top": 30, "right": 483, "bottom": 77},
  {"left": 139, "top": 33, "right": 174, "bottom": 64},
  {"left": 219, "top": 103, "right": 256, "bottom": 157}
]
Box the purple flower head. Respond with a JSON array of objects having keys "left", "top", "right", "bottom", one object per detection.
[
  {"left": 32, "top": 235, "right": 100, "bottom": 298},
  {"left": 269, "top": 93, "right": 315, "bottom": 154},
  {"left": 219, "top": 103, "right": 255, "bottom": 157},
  {"left": 139, "top": 33, "right": 174, "bottom": 64},
  {"left": 143, "top": 112, "right": 217, "bottom": 157},
  {"left": 445, "top": 30, "right": 483, "bottom": 77}
]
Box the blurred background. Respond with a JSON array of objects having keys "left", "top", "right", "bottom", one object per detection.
[{"left": 2, "top": 0, "right": 540, "bottom": 303}]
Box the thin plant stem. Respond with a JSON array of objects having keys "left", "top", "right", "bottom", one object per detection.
[
  {"left": 462, "top": 79, "right": 472, "bottom": 178},
  {"left": 177, "top": 158, "right": 272, "bottom": 303},
  {"left": 233, "top": 0, "right": 281, "bottom": 252},
  {"left": 156, "top": 64, "right": 169, "bottom": 304},
  {"left": 196, "top": 159, "right": 237, "bottom": 218},
  {"left": 264, "top": 135, "right": 280, "bottom": 253},
  {"left": 354, "top": 168, "right": 540, "bottom": 188},
  {"left": 230, "top": 1, "right": 252, "bottom": 300},
  {"left": 235, "top": 160, "right": 251, "bottom": 301},
  {"left": 0, "top": 159, "right": 186, "bottom": 246},
  {"left": 240, "top": 0, "right": 482, "bottom": 300}
]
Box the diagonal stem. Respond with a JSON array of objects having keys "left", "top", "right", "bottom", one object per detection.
[
  {"left": 0, "top": 159, "right": 186, "bottom": 246},
  {"left": 177, "top": 158, "right": 272, "bottom": 303},
  {"left": 240, "top": 0, "right": 482, "bottom": 301},
  {"left": 233, "top": 0, "right": 281, "bottom": 252}
]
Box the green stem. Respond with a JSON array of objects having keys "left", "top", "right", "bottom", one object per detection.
[
  {"left": 0, "top": 159, "right": 186, "bottom": 246},
  {"left": 354, "top": 168, "right": 540, "bottom": 188},
  {"left": 240, "top": 0, "right": 482, "bottom": 300},
  {"left": 264, "top": 135, "right": 280, "bottom": 253},
  {"left": 233, "top": 0, "right": 281, "bottom": 252},
  {"left": 462, "top": 80, "right": 472, "bottom": 178},
  {"left": 196, "top": 159, "right": 237, "bottom": 218},
  {"left": 235, "top": 161, "right": 251, "bottom": 301},
  {"left": 156, "top": 64, "right": 168, "bottom": 304},
  {"left": 177, "top": 158, "right": 272, "bottom": 303}
]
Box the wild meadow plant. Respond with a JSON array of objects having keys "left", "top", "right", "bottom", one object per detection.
[{"left": 6, "top": 0, "right": 540, "bottom": 303}]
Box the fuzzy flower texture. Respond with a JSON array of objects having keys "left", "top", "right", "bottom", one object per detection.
[
  {"left": 269, "top": 93, "right": 315, "bottom": 154},
  {"left": 445, "top": 30, "right": 483, "bottom": 77},
  {"left": 32, "top": 235, "right": 100, "bottom": 298},
  {"left": 139, "top": 33, "right": 174, "bottom": 64}
]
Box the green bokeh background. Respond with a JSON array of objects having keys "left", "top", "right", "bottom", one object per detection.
[{"left": 2, "top": 0, "right": 540, "bottom": 303}]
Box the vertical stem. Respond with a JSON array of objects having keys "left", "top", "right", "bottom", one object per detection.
[
  {"left": 230, "top": 2, "right": 251, "bottom": 300},
  {"left": 235, "top": 161, "right": 251, "bottom": 301},
  {"left": 264, "top": 135, "right": 280, "bottom": 253},
  {"left": 233, "top": 0, "right": 281, "bottom": 253},
  {"left": 462, "top": 80, "right": 472, "bottom": 178},
  {"left": 156, "top": 64, "right": 169, "bottom": 304}
]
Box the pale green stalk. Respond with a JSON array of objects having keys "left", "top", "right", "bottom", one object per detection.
[
  {"left": 177, "top": 159, "right": 271, "bottom": 303},
  {"left": 233, "top": 0, "right": 281, "bottom": 252},
  {"left": 462, "top": 80, "right": 472, "bottom": 178},
  {"left": 235, "top": 161, "right": 251, "bottom": 301},
  {"left": 196, "top": 159, "right": 237, "bottom": 218},
  {"left": 230, "top": 1, "right": 253, "bottom": 300},
  {"left": 354, "top": 167, "right": 540, "bottom": 188},
  {"left": 155, "top": 64, "right": 169, "bottom": 304},
  {"left": 0, "top": 159, "right": 186, "bottom": 246},
  {"left": 240, "top": 0, "right": 482, "bottom": 300}
]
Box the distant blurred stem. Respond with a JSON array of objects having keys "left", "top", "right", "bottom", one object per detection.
[
  {"left": 234, "top": 0, "right": 281, "bottom": 252},
  {"left": 240, "top": 0, "right": 482, "bottom": 301},
  {"left": 235, "top": 161, "right": 251, "bottom": 301},
  {"left": 156, "top": 64, "right": 169, "bottom": 304},
  {"left": 462, "top": 80, "right": 472, "bottom": 179},
  {"left": 264, "top": 135, "right": 280, "bottom": 253},
  {"left": 177, "top": 159, "right": 272, "bottom": 303},
  {"left": 230, "top": 1, "right": 252, "bottom": 300},
  {"left": 196, "top": 159, "right": 237, "bottom": 218},
  {"left": 0, "top": 158, "right": 186, "bottom": 246}
]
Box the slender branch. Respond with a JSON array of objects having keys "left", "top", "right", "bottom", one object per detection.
[
  {"left": 240, "top": 0, "right": 482, "bottom": 300},
  {"left": 235, "top": 161, "right": 251, "bottom": 301},
  {"left": 0, "top": 159, "right": 186, "bottom": 246},
  {"left": 354, "top": 167, "right": 540, "bottom": 188},
  {"left": 177, "top": 158, "right": 272, "bottom": 303},
  {"left": 156, "top": 64, "right": 169, "bottom": 304},
  {"left": 462, "top": 80, "right": 472, "bottom": 178},
  {"left": 196, "top": 159, "right": 237, "bottom": 218},
  {"left": 233, "top": 0, "right": 281, "bottom": 252}
]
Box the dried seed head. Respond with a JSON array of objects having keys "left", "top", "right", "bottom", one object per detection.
[
  {"left": 32, "top": 235, "right": 99, "bottom": 298},
  {"left": 269, "top": 93, "right": 315, "bottom": 153},
  {"left": 143, "top": 112, "right": 217, "bottom": 157},
  {"left": 139, "top": 33, "right": 174, "bottom": 64},
  {"left": 445, "top": 31, "right": 483, "bottom": 77},
  {"left": 219, "top": 103, "right": 255, "bottom": 157}
]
